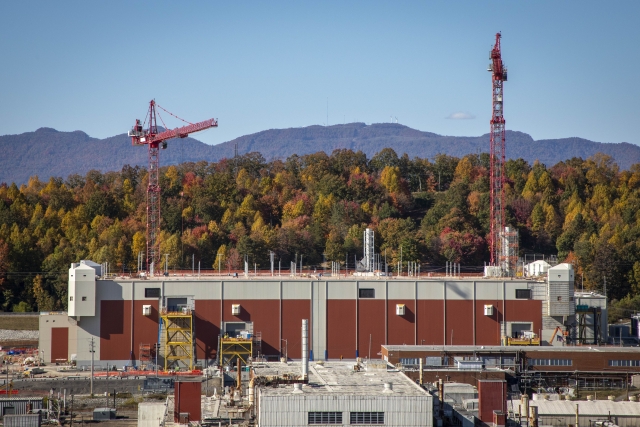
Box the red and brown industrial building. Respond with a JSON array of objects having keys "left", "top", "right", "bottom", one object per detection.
[{"left": 39, "top": 261, "right": 621, "bottom": 372}]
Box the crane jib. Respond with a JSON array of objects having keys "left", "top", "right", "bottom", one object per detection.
[{"left": 148, "top": 118, "right": 218, "bottom": 144}]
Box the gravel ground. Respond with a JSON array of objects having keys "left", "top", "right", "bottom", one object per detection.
[{"left": 0, "top": 329, "right": 39, "bottom": 341}]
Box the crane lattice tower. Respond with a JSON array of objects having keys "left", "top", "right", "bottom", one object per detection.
[
  {"left": 129, "top": 100, "right": 218, "bottom": 273},
  {"left": 488, "top": 33, "right": 508, "bottom": 270}
]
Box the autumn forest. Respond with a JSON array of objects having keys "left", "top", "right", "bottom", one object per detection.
[{"left": 1, "top": 148, "right": 639, "bottom": 319}]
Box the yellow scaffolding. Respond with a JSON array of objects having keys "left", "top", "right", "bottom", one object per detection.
[
  {"left": 161, "top": 309, "right": 194, "bottom": 371},
  {"left": 219, "top": 337, "right": 253, "bottom": 366}
]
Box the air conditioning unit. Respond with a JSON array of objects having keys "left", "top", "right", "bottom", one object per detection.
[
  {"left": 484, "top": 305, "right": 494, "bottom": 316},
  {"left": 142, "top": 305, "right": 152, "bottom": 316},
  {"left": 396, "top": 304, "right": 405, "bottom": 316},
  {"left": 232, "top": 304, "right": 241, "bottom": 316}
]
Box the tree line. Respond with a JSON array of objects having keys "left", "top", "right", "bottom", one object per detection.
[{"left": 0, "top": 148, "right": 639, "bottom": 318}]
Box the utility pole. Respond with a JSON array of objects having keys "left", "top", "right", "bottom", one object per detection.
[
  {"left": 164, "top": 254, "right": 169, "bottom": 275},
  {"left": 400, "top": 245, "right": 403, "bottom": 276},
  {"left": 90, "top": 337, "right": 95, "bottom": 396}
]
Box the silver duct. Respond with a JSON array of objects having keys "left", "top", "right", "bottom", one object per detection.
[{"left": 302, "top": 319, "right": 309, "bottom": 380}]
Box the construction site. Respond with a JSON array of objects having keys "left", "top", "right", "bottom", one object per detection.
[{"left": 0, "top": 32, "right": 636, "bottom": 427}]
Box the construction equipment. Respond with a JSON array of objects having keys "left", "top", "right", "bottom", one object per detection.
[
  {"left": 487, "top": 33, "right": 509, "bottom": 274},
  {"left": 550, "top": 326, "right": 569, "bottom": 344},
  {"left": 505, "top": 332, "right": 541, "bottom": 346},
  {"left": 129, "top": 101, "right": 218, "bottom": 273}
]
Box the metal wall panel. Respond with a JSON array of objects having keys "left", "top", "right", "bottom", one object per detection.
[
  {"left": 387, "top": 300, "right": 416, "bottom": 345},
  {"left": 311, "top": 282, "right": 327, "bottom": 360},
  {"left": 100, "top": 300, "right": 130, "bottom": 361},
  {"left": 258, "top": 394, "right": 433, "bottom": 427},
  {"left": 174, "top": 381, "right": 201, "bottom": 422},
  {"left": 445, "top": 282, "right": 474, "bottom": 300},
  {"left": 194, "top": 300, "right": 221, "bottom": 360},
  {"left": 161, "top": 281, "right": 220, "bottom": 300},
  {"left": 223, "top": 282, "right": 280, "bottom": 300},
  {"left": 97, "top": 280, "right": 126, "bottom": 300},
  {"left": 326, "top": 282, "right": 356, "bottom": 299},
  {"left": 222, "top": 299, "right": 280, "bottom": 355},
  {"left": 475, "top": 282, "right": 502, "bottom": 300},
  {"left": 281, "top": 300, "right": 311, "bottom": 359},
  {"left": 326, "top": 300, "right": 356, "bottom": 359},
  {"left": 417, "top": 281, "right": 444, "bottom": 300},
  {"left": 356, "top": 281, "right": 386, "bottom": 300},
  {"left": 416, "top": 300, "right": 445, "bottom": 345},
  {"left": 282, "top": 282, "right": 311, "bottom": 300},
  {"left": 0, "top": 399, "right": 43, "bottom": 418},
  {"left": 387, "top": 282, "right": 415, "bottom": 300},
  {"left": 357, "top": 299, "right": 385, "bottom": 358}
]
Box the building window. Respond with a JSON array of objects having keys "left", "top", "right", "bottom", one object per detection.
[
  {"left": 529, "top": 358, "right": 572, "bottom": 366},
  {"left": 359, "top": 288, "right": 375, "bottom": 298},
  {"left": 350, "top": 412, "right": 384, "bottom": 425},
  {"left": 82, "top": 297, "right": 87, "bottom": 301},
  {"left": 400, "top": 358, "right": 420, "bottom": 366},
  {"left": 308, "top": 412, "right": 342, "bottom": 424},
  {"left": 69, "top": 296, "right": 73, "bottom": 301},
  {"left": 145, "top": 288, "right": 161, "bottom": 298},
  {"left": 515, "top": 289, "right": 531, "bottom": 299},
  {"left": 609, "top": 360, "right": 640, "bottom": 367}
]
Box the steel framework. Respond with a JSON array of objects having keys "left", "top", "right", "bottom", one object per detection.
[
  {"left": 129, "top": 100, "right": 218, "bottom": 273},
  {"left": 160, "top": 308, "right": 194, "bottom": 371},
  {"left": 488, "top": 33, "right": 508, "bottom": 271}
]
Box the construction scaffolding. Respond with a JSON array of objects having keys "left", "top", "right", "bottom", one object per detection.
[
  {"left": 218, "top": 332, "right": 262, "bottom": 367},
  {"left": 139, "top": 343, "right": 151, "bottom": 368},
  {"left": 161, "top": 308, "right": 194, "bottom": 371}
]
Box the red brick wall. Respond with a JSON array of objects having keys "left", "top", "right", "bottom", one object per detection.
[
  {"left": 327, "top": 300, "right": 355, "bottom": 359},
  {"left": 51, "top": 327, "right": 68, "bottom": 362}
]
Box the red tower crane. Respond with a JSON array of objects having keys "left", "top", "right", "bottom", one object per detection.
[
  {"left": 129, "top": 100, "right": 218, "bottom": 274},
  {"left": 488, "top": 33, "right": 508, "bottom": 270}
]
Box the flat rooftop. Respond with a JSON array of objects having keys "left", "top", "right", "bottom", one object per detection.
[
  {"left": 382, "top": 345, "right": 640, "bottom": 354},
  {"left": 254, "top": 361, "right": 429, "bottom": 397},
  {"left": 512, "top": 399, "right": 640, "bottom": 416},
  {"left": 96, "top": 274, "right": 542, "bottom": 282}
]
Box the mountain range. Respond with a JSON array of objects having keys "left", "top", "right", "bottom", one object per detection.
[{"left": 2, "top": 123, "right": 639, "bottom": 185}]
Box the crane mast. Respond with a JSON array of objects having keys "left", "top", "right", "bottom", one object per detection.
[
  {"left": 488, "top": 33, "right": 508, "bottom": 272},
  {"left": 129, "top": 100, "right": 218, "bottom": 274}
]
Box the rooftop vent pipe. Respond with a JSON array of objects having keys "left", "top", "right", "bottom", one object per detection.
[{"left": 302, "top": 319, "right": 309, "bottom": 380}]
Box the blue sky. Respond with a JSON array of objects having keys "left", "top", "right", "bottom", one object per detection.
[{"left": 1, "top": 1, "right": 639, "bottom": 146}]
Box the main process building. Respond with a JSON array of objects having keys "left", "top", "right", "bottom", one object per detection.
[{"left": 38, "top": 260, "right": 597, "bottom": 370}]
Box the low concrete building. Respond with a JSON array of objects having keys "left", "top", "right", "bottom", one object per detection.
[
  {"left": 511, "top": 399, "right": 640, "bottom": 427},
  {"left": 138, "top": 402, "right": 167, "bottom": 427},
  {"left": 255, "top": 361, "right": 433, "bottom": 427}
]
